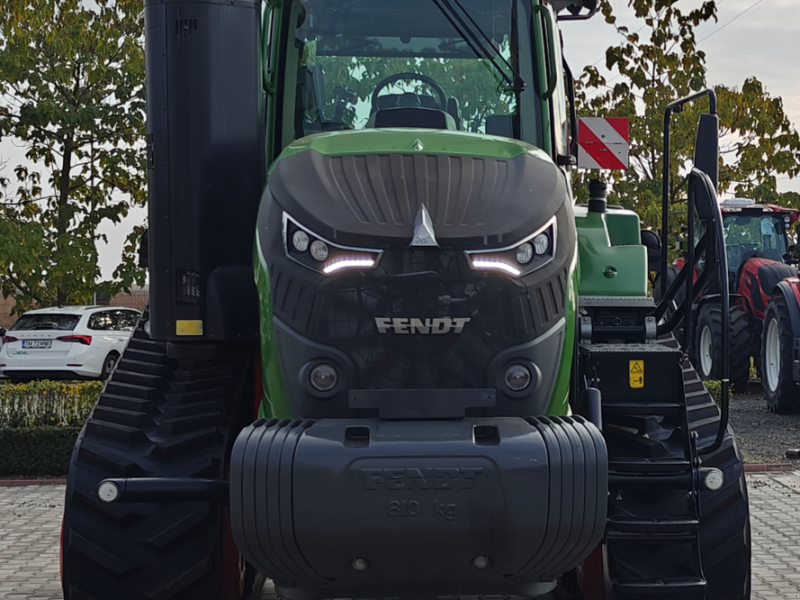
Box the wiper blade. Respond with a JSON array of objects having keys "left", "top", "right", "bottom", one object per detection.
[{"left": 431, "top": 0, "right": 525, "bottom": 93}]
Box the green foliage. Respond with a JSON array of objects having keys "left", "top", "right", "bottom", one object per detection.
[
  {"left": 0, "top": 426, "right": 80, "bottom": 475},
  {"left": 0, "top": 380, "right": 101, "bottom": 428},
  {"left": 704, "top": 379, "right": 722, "bottom": 405},
  {"left": 704, "top": 379, "right": 734, "bottom": 405},
  {"left": 575, "top": 0, "right": 800, "bottom": 238},
  {"left": 0, "top": 0, "right": 147, "bottom": 311}
]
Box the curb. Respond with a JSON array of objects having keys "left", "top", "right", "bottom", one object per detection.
[
  {"left": 744, "top": 463, "right": 795, "bottom": 473},
  {"left": 0, "top": 478, "right": 67, "bottom": 486}
]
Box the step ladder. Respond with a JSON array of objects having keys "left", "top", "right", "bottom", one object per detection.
[{"left": 580, "top": 342, "right": 707, "bottom": 599}]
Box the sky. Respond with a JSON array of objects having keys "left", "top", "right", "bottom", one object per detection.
[{"left": 1, "top": 0, "right": 798, "bottom": 279}]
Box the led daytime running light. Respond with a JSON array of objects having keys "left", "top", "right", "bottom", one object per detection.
[
  {"left": 322, "top": 257, "right": 377, "bottom": 274},
  {"left": 471, "top": 258, "right": 522, "bottom": 277}
]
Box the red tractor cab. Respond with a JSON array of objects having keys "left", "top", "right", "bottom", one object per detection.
[{"left": 692, "top": 197, "right": 800, "bottom": 412}]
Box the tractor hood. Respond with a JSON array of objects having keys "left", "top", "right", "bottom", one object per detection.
[{"left": 265, "top": 129, "right": 566, "bottom": 248}]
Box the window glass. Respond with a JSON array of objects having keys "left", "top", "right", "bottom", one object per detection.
[
  {"left": 11, "top": 314, "right": 80, "bottom": 331},
  {"left": 88, "top": 311, "right": 114, "bottom": 331},
  {"left": 290, "top": 0, "right": 524, "bottom": 139},
  {"left": 115, "top": 311, "right": 140, "bottom": 331},
  {"left": 723, "top": 213, "right": 788, "bottom": 272}
]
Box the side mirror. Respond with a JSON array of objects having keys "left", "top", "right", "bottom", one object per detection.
[
  {"left": 694, "top": 113, "right": 719, "bottom": 189},
  {"left": 0, "top": 327, "right": 6, "bottom": 337}
]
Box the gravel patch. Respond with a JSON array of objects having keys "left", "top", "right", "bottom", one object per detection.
[{"left": 728, "top": 380, "right": 800, "bottom": 465}]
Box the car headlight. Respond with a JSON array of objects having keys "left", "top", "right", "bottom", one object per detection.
[
  {"left": 283, "top": 213, "right": 383, "bottom": 275},
  {"left": 464, "top": 216, "right": 557, "bottom": 278}
]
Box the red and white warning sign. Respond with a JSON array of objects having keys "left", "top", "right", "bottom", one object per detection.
[{"left": 577, "top": 117, "right": 629, "bottom": 170}]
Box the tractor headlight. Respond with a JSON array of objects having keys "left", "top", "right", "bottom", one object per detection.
[
  {"left": 464, "top": 216, "right": 557, "bottom": 278},
  {"left": 283, "top": 213, "right": 383, "bottom": 276}
]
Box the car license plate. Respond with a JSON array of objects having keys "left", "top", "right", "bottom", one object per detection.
[{"left": 22, "top": 339, "right": 52, "bottom": 349}]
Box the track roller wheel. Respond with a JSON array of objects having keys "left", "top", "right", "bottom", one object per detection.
[{"left": 762, "top": 293, "right": 799, "bottom": 414}]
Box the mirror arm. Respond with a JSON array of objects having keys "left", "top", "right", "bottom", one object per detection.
[
  {"left": 661, "top": 88, "right": 718, "bottom": 295},
  {"left": 661, "top": 108, "right": 672, "bottom": 295}
]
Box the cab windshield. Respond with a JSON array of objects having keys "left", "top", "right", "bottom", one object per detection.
[
  {"left": 288, "top": 0, "right": 533, "bottom": 140},
  {"left": 723, "top": 213, "right": 788, "bottom": 271}
]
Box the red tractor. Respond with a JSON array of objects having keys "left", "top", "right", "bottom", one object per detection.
[{"left": 686, "top": 198, "right": 800, "bottom": 412}]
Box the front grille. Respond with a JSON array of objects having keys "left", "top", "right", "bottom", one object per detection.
[{"left": 271, "top": 248, "right": 568, "bottom": 390}]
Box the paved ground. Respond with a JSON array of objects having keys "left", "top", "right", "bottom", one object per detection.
[
  {"left": 2, "top": 474, "right": 800, "bottom": 599},
  {"left": 729, "top": 384, "right": 800, "bottom": 466}
]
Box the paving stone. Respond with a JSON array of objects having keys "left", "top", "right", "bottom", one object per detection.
[{"left": 3, "top": 474, "right": 800, "bottom": 599}]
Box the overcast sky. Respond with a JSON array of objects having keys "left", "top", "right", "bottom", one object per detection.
[{"left": 1, "top": 0, "right": 797, "bottom": 279}]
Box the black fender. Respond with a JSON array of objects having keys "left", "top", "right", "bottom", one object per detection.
[
  {"left": 772, "top": 280, "right": 800, "bottom": 338},
  {"left": 771, "top": 280, "right": 800, "bottom": 383}
]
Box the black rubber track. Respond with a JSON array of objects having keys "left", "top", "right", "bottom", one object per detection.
[
  {"left": 761, "top": 294, "right": 799, "bottom": 414},
  {"left": 670, "top": 337, "right": 751, "bottom": 600},
  {"left": 695, "top": 302, "right": 751, "bottom": 392},
  {"left": 61, "top": 323, "right": 260, "bottom": 600}
]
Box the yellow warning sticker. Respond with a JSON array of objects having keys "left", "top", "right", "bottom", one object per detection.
[
  {"left": 175, "top": 320, "right": 203, "bottom": 336},
  {"left": 629, "top": 360, "right": 644, "bottom": 389}
]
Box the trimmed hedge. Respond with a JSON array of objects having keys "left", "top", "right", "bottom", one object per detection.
[
  {"left": 0, "top": 426, "right": 81, "bottom": 476},
  {"left": 0, "top": 381, "right": 99, "bottom": 476},
  {"left": 0, "top": 380, "right": 101, "bottom": 427}
]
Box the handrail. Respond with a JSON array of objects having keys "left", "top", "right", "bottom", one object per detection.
[
  {"left": 657, "top": 88, "right": 727, "bottom": 455},
  {"left": 693, "top": 169, "right": 730, "bottom": 455}
]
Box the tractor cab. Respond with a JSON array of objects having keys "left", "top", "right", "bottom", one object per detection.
[
  {"left": 720, "top": 197, "right": 799, "bottom": 294},
  {"left": 267, "top": 0, "right": 568, "bottom": 161},
  {"left": 722, "top": 198, "right": 795, "bottom": 268}
]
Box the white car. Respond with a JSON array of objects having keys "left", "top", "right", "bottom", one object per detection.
[{"left": 0, "top": 306, "right": 141, "bottom": 382}]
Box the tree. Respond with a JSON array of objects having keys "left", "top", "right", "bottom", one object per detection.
[
  {"left": 575, "top": 0, "right": 800, "bottom": 236},
  {"left": 0, "top": 0, "right": 146, "bottom": 311}
]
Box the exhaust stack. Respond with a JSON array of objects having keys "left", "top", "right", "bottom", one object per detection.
[{"left": 144, "top": 0, "right": 264, "bottom": 343}]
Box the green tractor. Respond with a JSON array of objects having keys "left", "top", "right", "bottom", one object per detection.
[{"left": 60, "top": 1, "right": 750, "bottom": 599}]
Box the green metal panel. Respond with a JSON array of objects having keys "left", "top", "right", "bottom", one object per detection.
[
  {"left": 254, "top": 231, "right": 292, "bottom": 419},
  {"left": 546, "top": 257, "right": 578, "bottom": 416},
  {"left": 574, "top": 205, "right": 648, "bottom": 296},
  {"left": 604, "top": 210, "right": 642, "bottom": 246},
  {"left": 274, "top": 128, "right": 553, "bottom": 165}
]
